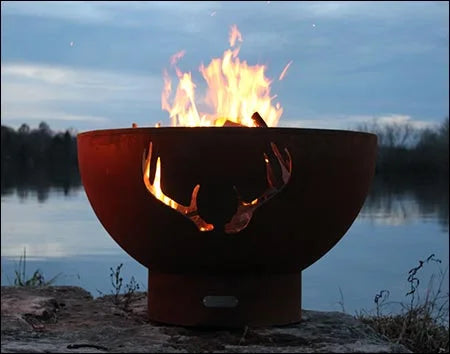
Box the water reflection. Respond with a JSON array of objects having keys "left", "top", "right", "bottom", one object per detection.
[
  {"left": 361, "top": 175, "right": 449, "bottom": 230},
  {"left": 2, "top": 171, "right": 447, "bottom": 229},
  {"left": 1, "top": 165, "right": 82, "bottom": 203},
  {"left": 1, "top": 173, "right": 448, "bottom": 313}
]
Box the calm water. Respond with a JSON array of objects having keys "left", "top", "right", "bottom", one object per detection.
[{"left": 1, "top": 176, "right": 448, "bottom": 316}]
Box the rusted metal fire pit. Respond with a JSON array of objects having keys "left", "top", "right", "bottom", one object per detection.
[{"left": 77, "top": 127, "right": 377, "bottom": 327}]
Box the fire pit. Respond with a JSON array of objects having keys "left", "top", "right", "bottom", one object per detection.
[
  {"left": 77, "top": 24, "right": 377, "bottom": 327},
  {"left": 77, "top": 126, "right": 377, "bottom": 327}
]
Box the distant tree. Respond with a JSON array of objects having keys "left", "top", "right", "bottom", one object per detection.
[
  {"left": 355, "top": 119, "right": 419, "bottom": 148},
  {"left": 38, "top": 121, "right": 52, "bottom": 135},
  {"left": 1, "top": 122, "right": 81, "bottom": 197},
  {"left": 18, "top": 123, "right": 30, "bottom": 135},
  {"left": 438, "top": 117, "right": 449, "bottom": 144},
  {"left": 66, "top": 127, "right": 78, "bottom": 137},
  {"left": 354, "top": 117, "right": 448, "bottom": 175}
]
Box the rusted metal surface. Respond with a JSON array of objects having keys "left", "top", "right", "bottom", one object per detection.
[
  {"left": 147, "top": 271, "right": 301, "bottom": 327},
  {"left": 77, "top": 127, "right": 377, "bottom": 326}
]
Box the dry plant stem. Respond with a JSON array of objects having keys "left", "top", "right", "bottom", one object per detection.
[
  {"left": 357, "top": 254, "right": 449, "bottom": 353},
  {"left": 238, "top": 326, "right": 249, "bottom": 345}
]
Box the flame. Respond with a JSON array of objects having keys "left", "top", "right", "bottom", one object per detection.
[
  {"left": 151, "top": 25, "right": 293, "bottom": 231},
  {"left": 229, "top": 24, "right": 243, "bottom": 47},
  {"left": 170, "top": 50, "right": 186, "bottom": 66},
  {"left": 142, "top": 142, "right": 214, "bottom": 232},
  {"left": 143, "top": 155, "right": 179, "bottom": 210},
  {"left": 161, "top": 24, "right": 288, "bottom": 127},
  {"left": 279, "top": 60, "right": 293, "bottom": 81}
]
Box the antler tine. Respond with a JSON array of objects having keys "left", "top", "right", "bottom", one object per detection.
[
  {"left": 188, "top": 184, "right": 201, "bottom": 212},
  {"left": 142, "top": 141, "right": 153, "bottom": 176},
  {"left": 270, "top": 142, "right": 292, "bottom": 184},
  {"left": 282, "top": 147, "right": 293, "bottom": 184},
  {"left": 270, "top": 142, "right": 290, "bottom": 170},
  {"left": 232, "top": 185, "right": 243, "bottom": 202},
  {"left": 264, "top": 152, "right": 277, "bottom": 189},
  {"left": 225, "top": 144, "right": 292, "bottom": 233},
  {"left": 142, "top": 141, "right": 213, "bottom": 231}
]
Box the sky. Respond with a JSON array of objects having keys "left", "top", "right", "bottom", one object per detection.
[{"left": 1, "top": 1, "right": 449, "bottom": 133}]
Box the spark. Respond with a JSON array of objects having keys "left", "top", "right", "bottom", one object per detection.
[
  {"left": 278, "top": 60, "right": 293, "bottom": 81},
  {"left": 170, "top": 50, "right": 186, "bottom": 66},
  {"left": 229, "top": 24, "right": 243, "bottom": 47}
]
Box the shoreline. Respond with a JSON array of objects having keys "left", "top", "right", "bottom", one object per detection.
[{"left": 1, "top": 285, "right": 410, "bottom": 353}]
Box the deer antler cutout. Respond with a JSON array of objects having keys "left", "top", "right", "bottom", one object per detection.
[
  {"left": 142, "top": 141, "right": 292, "bottom": 234},
  {"left": 142, "top": 142, "right": 214, "bottom": 232},
  {"left": 224, "top": 142, "right": 292, "bottom": 234}
]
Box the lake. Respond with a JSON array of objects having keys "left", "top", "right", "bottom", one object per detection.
[{"left": 1, "top": 175, "right": 448, "bottom": 317}]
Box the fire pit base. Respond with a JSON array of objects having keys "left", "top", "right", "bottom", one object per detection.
[{"left": 147, "top": 271, "right": 301, "bottom": 328}]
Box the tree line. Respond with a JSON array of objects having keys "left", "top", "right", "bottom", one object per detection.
[
  {"left": 1, "top": 117, "right": 448, "bottom": 196},
  {"left": 1, "top": 122, "right": 81, "bottom": 197},
  {"left": 355, "top": 117, "right": 448, "bottom": 176}
]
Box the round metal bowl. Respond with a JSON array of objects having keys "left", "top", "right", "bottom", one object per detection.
[{"left": 77, "top": 127, "right": 377, "bottom": 326}]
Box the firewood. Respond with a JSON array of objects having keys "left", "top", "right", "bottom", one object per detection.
[
  {"left": 223, "top": 120, "right": 245, "bottom": 127},
  {"left": 251, "top": 112, "right": 268, "bottom": 128}
]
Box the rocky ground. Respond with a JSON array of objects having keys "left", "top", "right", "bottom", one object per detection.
[{"left": 1, "top": 286, "right": 411, "bottom": 353}]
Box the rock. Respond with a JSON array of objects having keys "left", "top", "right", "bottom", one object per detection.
[{"left": 1, "top": 286, "right": 410, "bottom": 353}]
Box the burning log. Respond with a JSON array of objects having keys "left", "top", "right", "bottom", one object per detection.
[
  {"left": 223, "top": 120, "right": 245, "bottom": 127},
  {"left": 222, "top": 112, "right": 268, "bottom": 128},
  {"left": 251, "top": 112, "right": 268, "bottom": 128}
]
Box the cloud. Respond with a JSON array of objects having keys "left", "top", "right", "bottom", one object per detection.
[
  {"left": 2, "top": 108, "right": 109, "bottom": 124},
  {"left": 280, "top": 114, "right": 437, "bottom": 130},
  {"left": 295, "top": 1, "right": 447, "bottom": 21},
  {"left": 1, "top": 1, "right": 112, "bottom": 24},
  {"left": 374, "top": 114, "right": 434, "bottom": 129},
  {"left": 1, "top": 62, "right": 163, "bottom": 130},
  {"left": 1, "top": 2, "right": 447, "bottom": 130},
  {"left": 1, "top": 1, "right": 221, "bottom": 30},
  {"left": 4, "top": 2, "right": 445, "bottom": 35},
  {"left": 1, "top": 63, "right": 159, "bottom": 92}
]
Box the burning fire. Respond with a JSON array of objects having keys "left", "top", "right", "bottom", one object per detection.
[
  {"left": 142, "top": 140, "right": 292, "bottom": 233},
  {"left": 161, "top": 25, "right": 291, "bottom": 127},
  {"left": 142, "top": 142, "right": 214, "bottom": 232},
  {"left": 142, "top": 25, "right": 293, "bottom": 233}
]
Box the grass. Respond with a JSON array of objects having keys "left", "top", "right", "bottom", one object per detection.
[
  {"left": 6, "top": 248, "right": 448, "bottom": 352},
  {"left": 10, "top": 249, "right": 140, "bottom": 311},
  {"left": 356, "top": 254, "right": 449, "bottom": 353},
  {"left": 96, "top": 263, "right": 141, "bottom": 310},
  {"left": 11, "top": 247, "right": 61, "bottom": 287}
]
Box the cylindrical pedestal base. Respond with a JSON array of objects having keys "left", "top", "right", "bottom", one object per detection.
[{"left": 148, "top": 271, "right": 301, "bottom": 327}]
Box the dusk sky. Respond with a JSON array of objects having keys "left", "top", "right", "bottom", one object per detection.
[{"left": 1, "top": 1, "right": 449, "bottom": 133}]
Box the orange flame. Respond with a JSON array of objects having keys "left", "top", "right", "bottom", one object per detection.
[
  {"left": 229, "top": 24, "right": 243, "bottom": 47},
  {"left": 152, "top": 25, "right": 293, "bottom": 230},
  {"left": 161, "top": 25, "right": 289, "bottom": 127},
  {"left": 142, "top": 142, "right": 214, "bottom": 232},
  {"left": 143, "top": 149, "right": 178, "bottom": 210},
  {"left": 279, "top": 60, "right": 293, "bottom": 81},
  {"left": 170, "top": 50, "right": 186, "bottom": 66}
]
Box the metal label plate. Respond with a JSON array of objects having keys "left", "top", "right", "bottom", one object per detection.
[{"left": 202, "top": 296, "right": 239, "bottom": 308}]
